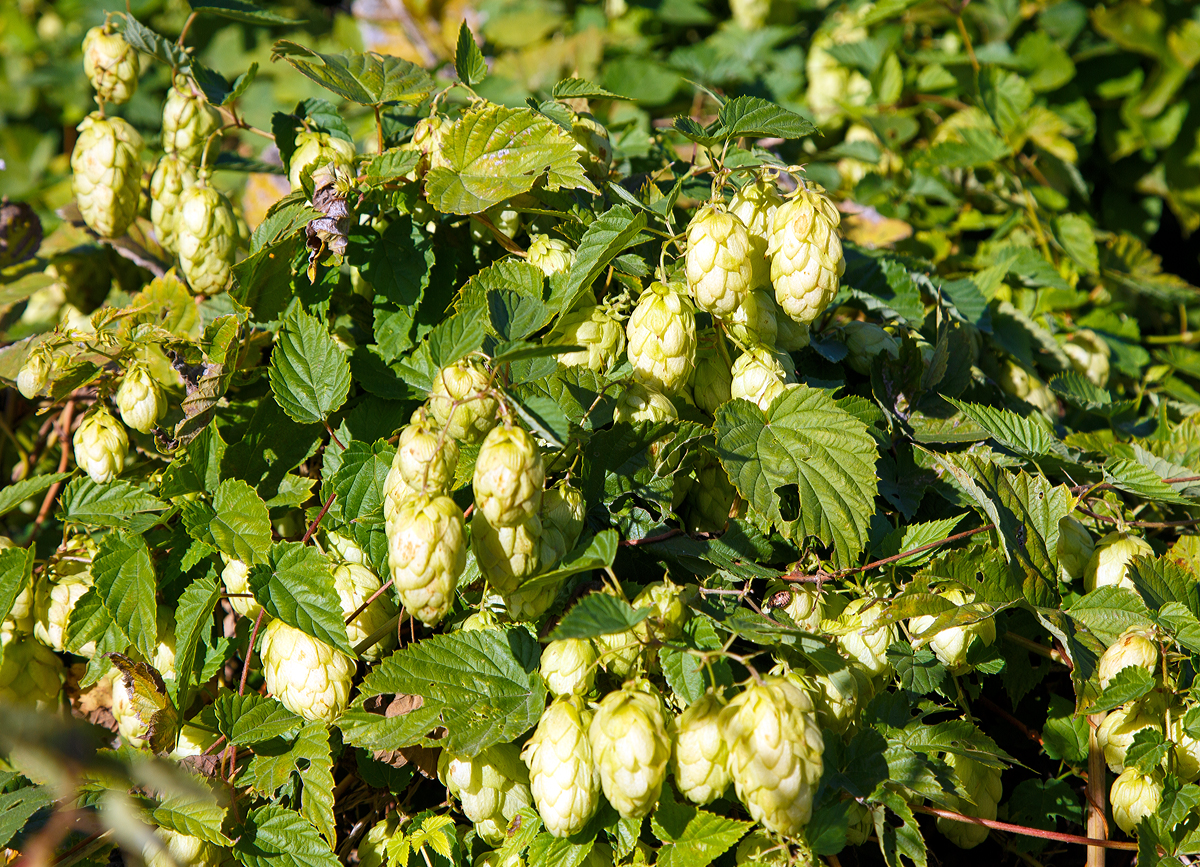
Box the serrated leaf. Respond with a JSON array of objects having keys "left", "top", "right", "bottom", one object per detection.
[
  {"left": 552, "top": 206, "right": 647, "bottom": 317},
  {"left": 183, "top": 479, "right": 273, "bottom": 566},
  {"left": 119, "top": 15, "right": 191, "bottom": 69},
  {"left": 716, "top": 95, "right": 816, "bottom": 141},
  {"left": 60, "top": 478, "right": 166, "bottom": 528},
  {"left": 1049, "top": 371, "right": 1112, "bottom": 410},
  {"left": 1085, "top": 665, "right": 1155, "bottom": 714},
  {"left": 552, "top": 77, "right": 627, "bottom": 100},
  {"left": 93, "top": 534, "right": 158, "bottom": 664},
  {"left": 425, "top": 104, "right": 597, "bottom": 215},
  {"left": 214, "top": 692, "right": 303, "bottom": 746},
  {"left": 714, "top": 388, "right": 879, "bottom": 565},
  {"left": 192, "top": 0, "right": 295, "bottom": 25},
  {"left": 427, "top": 313, "right": 486, "bottom": 368},
  {"left": 0, "top": 547, "right": 34, "bottom": 657},
  {"left": 549, "top": 593, "right": 651, "bottom": 641},
  {"left": 1042, "top": 694, "right": 1088, "bottom": 763},
  {"left": 0, "top": 472, "right": 70, "bottom": 519},
  {"left": 249, "top": 543, "right": 352, "bottom": 657},
  {"left": 651, "top": 789, "right": 751, "bottom": 867},
  {"left": 0, "top": 785, "right": 53, "bottom": 850},
  {"left": 526, "top": 833, "right": 593, "bottom": 867},
  {"left": 1067, "top": 586, "right": 1151, "bottom": 646},
  {"left": 296, "top": 722, "right": 336, "bottom": 844},
  {"left": 944, "top": 398, "right": 1060, "bottom": 457},
  {"left": 269, "top": 306, "right": 352, "bottom": 424},
  {"left": 108, "top": 653, "right": 178, "bottom": 754},
  {"left": 1126, "top": 726, "right": 1171, "bottom": 774},
  {"left": 270, "top": 42, "right": 434, "bottom": 106},
  {"left": 171, "top": 574, "right": 220, "bottom": 711},
  {"left": 233, "top": 805, "right": 339, "bottom": 867},
  {"left": 329, "top": 440, "right": 392, "bottom": 524},
  {"left": 153, "top": 785, "right": 231, "bottom": 846},
  {"left": 454, "top": 22, "right": 487, "bottom": 87}
]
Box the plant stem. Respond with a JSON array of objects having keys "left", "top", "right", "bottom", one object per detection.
[
  {"left": 239, "top": 609, "right": 266, "bottom": 696},
  {"left": 1087, "top": 713, "right": 1108, "bottom": 867},
  {"left": 302, "top": 491, "right": 337, "bottom": 544},
  {"left": 346, "top": 579, "right": 394, "bottom": 624},
  {"left": 374, "top": 104, "right": 385, "bottom": 155},
  {"left": 177, "top": 11, "right": 198, "bottom": 47},
  {"left": 910, "top": 803, "right": 1134, "bottom": 849}
]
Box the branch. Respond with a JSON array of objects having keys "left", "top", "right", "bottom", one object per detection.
[
  {"left": 33, "top": 401, "right": 76, "bottom": 534},
  {"left": 302, "top": 492, "right": 336, "bottom": 544},
  {"left": 909, "top": 804, "right": 1135, "bottom": 850}
]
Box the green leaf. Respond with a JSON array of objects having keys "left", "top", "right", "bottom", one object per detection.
[
  {"left": 214, "top": 692, "right": 304, "bottom": 746},
  {"left": 944, "top": 398, "right": 1060, "bottom": 457},
  {"left": 651, "top": 788, "right": 751, "bottom": 867},
  {"left": 1126, "top": 554, "right": 1196, "bottom": 615},
  {"left": 551, "top": 78, "right": 627, "bottom": 100},
  {"left": 269, "top": 306, "right": 352, "bottom": 425},
  {"left": 352, "top": 628, "right": 546, "bottom": 756},
  {"left": 233, "top": 805, "right": 339, "bottom": 867},
  {"left": 511, "top": 394, "right": 569, "bottom": 449},
  {"left": 171, "top": 573, "right": 220, "bottom": 711},
  {"left": 1054, "top": 214, "right": 1099, "bottom": 273},
  {"left": 93, "top": 533, "right": 158, "bottom": 664},
  {"left": 427, "top": 313, "right": 486, "bottom": 368},
  {"left": 1049, "top": 371, "right": 1112, "bottom": 411},
  {"left": 60, "top": 478, "right": 166, "bottom": 528},
  {"left": 1067, "top": 586, "right": 1152, "bottom": 646},
  {"left": 0, "top": 785, "right": 53, "bottom": 849},
  {"left": 714, "top": 388, "right": 879, "bottom": 565},
  {"left": 119, "top": 15, "right": 191, "bottom": 69},
  {"left": 1086, "top": 665, "right": 1155, "bottom": 714},
  {"left": 454, "top": 22, "right": 488, "bottom": 87},
  {"left": 425, "top": 104, "right": 597, "bottom": 215},
  {"left": 1126, "top": 727, "right": 1171, "bottom": 774},
  {"left": 526, "top": 833, "right": 593, "bottom": 867},
  {"left": 328, "top": 440, "right": 391, "bottom": 525},
  {"left": 553, "top": 206, "right": 647, "bottom": 317},
  {"left": 515, "top": 531, "right": 619, "bottom": 603},
  {"left": 183, "top": 479, "right": 273, "bottom": 566},
  {"left": 191, "top": 0, "right": 296, "bottom": 25},
  {"left": 249, "top": 542, "right": 352, "bottom": 657},
  {"left": 270, "top": 42, "right": 434, "bottom": 106},
  {"left": 549, "top": 592, "right": 651, "bottom": 641},
  {"left": 296, "top": 722, "right": 336, "bottom": 845},
  {"left": 0, "top": 472, "right": 70, "bottom": 519},
  {"left": 0, "top": 546, "right": 34, "bottom": 655},
  {"left": 153, "top": 786, "right": 232, "bottom": 846},
  {"left": 716, "top": 95, "right": 816, "bottom": 141},
  {"left": 919, "top": 126, "right": 1010, "bottom": 168}
]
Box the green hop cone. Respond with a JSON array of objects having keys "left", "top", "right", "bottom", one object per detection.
[
  {"left": 150, "top": 154, "right": 197, "bottom": 254},
  {"left": 633, "top": 580, "right": 690, "bottom": 643},
  {"left": 1097, "top": 698, "right": 1163, "bottom": 773},
  {"left": 773, "top": 299, "right": 811, "bottom": 351},
  {"left": 767, "top": 185, "right": 844, "bottom": 325},
  {"left": 569, "top": 112, "right": 613, "bottom": 184},
  {"left": 161, "top": 80, "right": 222, "bottom": 163},
  {"left": 735, "top": 832, "right": 791, "bottom": 866},
  {"left": 73, "top": 405, "right": 128, "bottom": 484},
  {"left": 71, "top": 112, "right": 142, "bottom": 239},
  {"left": 763, "top": 581, "right": 823, "bottom": 632},
  {"left": 383, "top": 410, "right": 459, "bottom": 521},
  {"left": 936, "top": 752, "right": 1002, "bottom": 849},
  {"left": 540, "top": 638, "right": 598, "bottom": 696},
  {"left": 842, "top": 321, "right": 899, "bottom": 374},
  {"left": 500, "top": 579, "right": 561, "bottom": 622},
  {"left": 549, "top": 304, "right": 626, "bottom": 372},
  {"left": 288, "top": 130, "right": 356, "bottom": 190},
  {"left": 221, "top": 556, "right": 265, "bottom": 621},
  {"left": 116, "top": 363, "right": 166, "bottom": 434},
  {"left": 626, "top": 281, "right": 697, "bottom": 395},
  {"left": 907, "top": 588, "right": 996, "bottom": 674},
  {"left": 724, "top": 288, "right": 778, "bottom": 349},
  {"left": 1085, "top": 531, "right": 1153, "bottom": 593},
  {"left": 428, "top": 358, "right": 499, "bottom": 444},
  {"left": 521, "top": 694, "right": 601, "bottom": 837},
  {"left": 671, "top": 690, "right": 731, "bottom": 805},
  {"left": 542, "top": 481, "right": 585, "bottom": 556},
  {"left": 357, "top": 812, "right": 402, "bottom": 867},
  {"left": 17, "top": 349, "right": 51, "bottom": 399},
  {"left": 177, "top": 183, "right": 237, "bottom": 296},
  {"left": 720, "top": 676, "right": 824, "bottom": 835},
  {"left": 685, "top": 203, "right": 754, "bottom": 318},
  {"left": 386, "top": 493, "right": 466, "bottom": 626},
  {"left": 1062, "top": 328, "right": 1111, "bottom": 388},
  {"left": 439, "top": 744, "right": 533, "bottom": 845},
  {"left": 471, "top": 511, "right": 542, "bottom": 595},
  {"left": 34, "top": 537, "right": 97, "bottom": 654},
  {"left": 1110, "top": 768, "right": 1162, "bottom": 834},
  {"left": 792, "top": 666, "right": 870, "bottom": 734},
  {"left": 172, "top": 719, "right": 220, "bottom": 759},
  {"left": 730, "top": 346, "right": 795, "bottom": 411},
  {"left": 1097, "top": 627, "right": 1158, "bottom": 689},
  {"left": 613, "top": 382, "right": 677, "bottom": 424},
  {"left": 325, "top": 530, "right": 368, "bottom": 566},
  {"left": 258, "top": 619, "right": 354, "bottom": 723},
  {"left": 729, "top": 173, "right": 783, "bottom": 289},
  {"left": 145, "top": 828, "right": 222, "bottom": 867},
  {"left": 1169, "top": 710, "right": 1200, "bottom": 782},
  {"left": 473, "top": 424, "right": 545, "bottom": 529},
  {"left": 1058, "top": 515, "right": 1095, "bottom": 583},
  {"left": 111, "top": 668, "right": 152, "bottom": 748},
  {"left": 588, "top": 681, "right": 673, "bottom": 819},
  {"left": 690, "top": 331, "right": 733, "bottom": 416},
  {"left": 684, "top": 453, "right": 736, "bottom": 535},
  {"left": 996, "top": 359, "right": 1057, "bottom": 415},
  {"left": 334, "top": 562, "right": 398, "bottom": 662},
  {"left": 834, "top": 598, "right": 898, "bottom": 678},
  {"left": 82, "top": 25, "right": 140, "bottom": 105},
  {"left": 0, "top": 638, "right": 64, "bottom": 711},
  {"left": 527, "top": 234, "right": 575, "bottom": 277}
]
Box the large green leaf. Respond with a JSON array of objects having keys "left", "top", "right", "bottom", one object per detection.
[
  {"left": 549, "top": 591, "right": 650, "bottom": 641},
  {"left": 233, "top": 805, "right": 339, "bottom": 867},
  {"left": 269, "top": 306, "right": 352, "bottom": 425},
  {"left": 93, "top": 533, "right": 158, "bottom": 664},
  {"left": 0, "top": 473, "right": 70, "bottom": 519},
  {"left": 270, "top": 42, "right": 434, "bottom": 106},
  {"left": 249, "top": 542, "right": 352, "bottom": 657},
  {"left": 182, "top": 479, "right": 273, "bottom": 566}
]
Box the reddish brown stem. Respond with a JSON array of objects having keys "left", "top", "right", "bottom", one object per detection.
[
  {"left": 1076, "top": 504, "right": 1200, "bottom": 530},
  {"left": 620, "top": 529, "right": 684, "bottom": 547},
  {"left": 1087, "top": 714, "right": 1108, "bottom": 867},
  {"left": 819, "top": 523, "right": 996, "bottom": 578},
  {"left": 910, "top": 804, "right": 1134, "bottom": 850},
  {"left": 345, "top": 578, "right": 393, "bottom": 625},
  {"left": 32, "top": 401, "right": 76, "bottom": 533},
  {"left": 239, "top": 609, "right": 266, "bottom": 696},
  {"left": 977, "top": 696, "right": 1042, "bottom": 745},
  {"left": 323, "top": 420, "right": 346, "bottom": 451},
  {"left": 302, "top": 492, "right": 336, "bottom": 544}
]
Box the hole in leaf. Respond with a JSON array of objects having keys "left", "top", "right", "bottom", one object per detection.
[{"left": 775, "top": 484, "right": 801, "bottom": 522}]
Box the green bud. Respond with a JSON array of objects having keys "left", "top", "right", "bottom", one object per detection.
[
  {"left": 428, "top": 358, "right": 499, "bottom": 444},
  {"left": 116, "top": 363, "right": 167, "bottom": 434},
  {"left": 83, "top": 26, "right": 140, "bottom": 105},
  {"left": 1110, "top": 767, "right": 1162, "bottom": 834},
  {"left": 626, "top": 281, "right": 697, "bottom": 395}
]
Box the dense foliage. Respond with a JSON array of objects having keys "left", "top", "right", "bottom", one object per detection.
[{"left": 2, "top": 1, "right": 1200, "bottom": 867}]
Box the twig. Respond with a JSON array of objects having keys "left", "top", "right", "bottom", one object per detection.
[
  {"left": 799, "top": 523, "right": 996, "bottom": 579},
  {"left": 324, "top": 420, "right": 346, "bottom": 450},
  {"left": 346, "top": 578, "right": 394, "bottom": 624},
  {"left": 238, "top": 609, "right": 266, "bottom": 696},
  {"left": 620, "top": 529, "right": 684, "bottom": 547},
  {"left": 977, "top": 696, "right": 1042, "bottom": 744},
  {"left": 1076, "top": 504, "right": 1200, "bottom": 530},
  {"left": 177, "top": 11, "right": 198, "bottom": 47},
  {"left": 474, "top": 213, "right": 527, "bottom": 256},
  {"left": 202, "top": 734, "right": 227, "bottom": 757},
  {"left": 33, "top": 401, "right": 76, "bottom": 534},
  {"left": 302, "top": 492, "right": 336, "bottom": 544},
  {"left": 910, "top": 804, "right": 1135, "bottom": 850}
]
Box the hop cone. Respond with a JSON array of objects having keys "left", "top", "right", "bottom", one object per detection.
[
  {"left": 325, "top": 530, "right": 368, "bottom": 566},
  {"left": 843, "top": 322, "right": 898, "bottom": 374},
  {"left": 387, "top": 409, "right": 459, "bottom": 503},
  {"left": 540, "top": 481, "right": 586, "bottom": 567},
  {"left": 177, "top": 184, "right": 237, "bottom": 295},
  {"left": 83, "top": 26, "right": 140, "bottom": 105},
  {"left": 289, "top": 130, "right": 356, "bottom": 190},
  {"left": 1169, "top": 711, "right": 1200, "bottom": 782},
  {"left": 767, "top": 186, "right": 844, "bottom": 325},
  {"left": 633, "top": 580, "right": 690, "bottom": 643},
  {"left": 735, "top": 832, "right": 790, "bottom": 866},
  {"left": 720, "top": 676, "right": 824, "bottom": 834},
  {"left": 764, "top": 581, "right": 823, "bottom": 632},
  {"left": 1085, "top": 531, "right": 1153, "bottom": 593},
  {"left": 471, "top": 511, "right": 542, "bottom": 595},
  {"left": 690, "top": 331, "right": 733, "bottom": 416},
  {"left": 936, "top": 752, "right": 1002, "bottom": 849},
  {"left": 150, "top": 154, "right": 196, "bottom": 254},
  {"left": 1097, "top": 698, "right": 1163, "bottom": 773},
  {"left": 996, "top": 359, "right": 1057, "bottom": 415},
  {"left": 626, "top": 281, "right": 696, "bottom": 395},
  {"left": 500, "top": 578, "right": 561, "bottom": 622},
  {"left": 724, "top": 288, "right": 778, "bottom": 349},
  {"left": 34, "top": 539, "right": 96, "bottom": 654},
  {"left": 541, "top": 638, "right": 598, "bottom": 696},
  {"left": 774, "top": 300, "right": 811, "bottom": 351},
  {"left": 907, "top": 588, "right": 996, "bottom": 674},
  {"left": 439, "top": 744, "right": 533, "bottom": 845},
  {"left": 334, "top": 562, "right": 397, "bottom": 662},
  {"left": 613, "top": 382, "right": 677, "bottom": 424},
  {"left": 528, "top": 234, "right": 575, "bottom": 277},
  {"left": 161, "top": 81, "right": 222, "bottom": 163},
  {"left": 111, "top": 670, "right": 152, "bottom": 748},
  {"left": 685, "top": 204, "right": 754, "bottom": 318},
  {"left": 595, "top": 626, "right": 643, "bottom": 681},
  {"left": 259, "top": 619, "right": 354, "bottom": 722},
  {"left": 1062, "top": 328, "right": 1111, "bottom": 388},
  {"left": 522, "top": 695, "right": 601, "bottom": 837},
  {"left": 71, "top": 113, "right": 142, "bottom": 239},
  {"left": 1111, "top": 768, "right": 1162, "bottom": 834},
  {"left": 116, "top": 363, "right": 166, "bottom": 434},
  {"left": 588, "top": 681, "right": 673, "bottom": 819},
  {"left": 429, "top": 359, "right": 499, "bottom": 444},
  {"left": 684, "top": 454, "right": 736, "bottom": 535},
  {"left": 73, "top": 406, "right": 128, "bottom": 484},
  {"left": 671, "top": 691, "right": 731, "bottom": 805},
  {"left": 473, "top": 424, "right": 545, "bottom": 528},
  {"left": 730, "top": 346, "right": 794, "bottom": 411},
  {"left": 145, "top": 829, "right": 222, "bottom": 867},
  {"left": 795, "top": 666, "right": 870, "bottom": 734},
  {"left": 386, "top": 493, "right": 466, "bottom": 626},
  {"left": 835, "top": 598, "right": 898, "bottom": 677},
  {"left": 221, "top": 556, "right": 265, "bottom": 621},
  {"left": 1058, "top": 515, "right": 1094, "bottom": 583},
  {"left": 549, "top": 304, "right": 625, "bottom": 372},
  {"left": 357, "top": 813, "right": 401, "bottom": 867},
  {"left": 569, "top": 113, "right": 613, "bottom": 184},
  {"left": 1097, "top": 627, "right": 1158, "bottom": 689},
  {"left": 17, "top": 349, "right": 51, "bottom": 399},
  {"left": 730, "top": 174, "right": 783, "bottom": 289},
  {"left": 0, "top": 638, "right": 63, "bottom": 711}
]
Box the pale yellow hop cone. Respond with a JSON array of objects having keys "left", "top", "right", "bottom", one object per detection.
[
  {"left": 289, "top": 130, "right": 356, "bottom": 190},
  {"left": 333, "top": 562, "right": 397, "bottom": 662},
  {"left": 720, "top": 676, "right": 824, "bottom": 835},
  {"left": 116, "top": 363, "right": 166, "bottom": 434},
  {"left": 730, "top": 174, "right": 783, "bottom": 289},
  {"left": 428, "top": 358, "right": 499, "bottom": 444},
  {"left": 83, "top": 25, "right": 140, "bottom": 105},
  {"left": 936, "top": 752, "right": 1002, "bottom": 849},
  {"left": 613, "top": 382, "right": 677, "bottom": 424},
  {"left": 522, "top": 694, "right": 601, "bottom": 837},
  {"left": 834, "top": 597, "right": 899, "bottom": 677},
  {"left": 0, "top": 638, "right": 64, "bottom": 711},
  {"left": 528, "top": 234, "right": 575, "bottom": 277},
  {"left": 161, "top": 80, "right": 222, "bottom": 163},
  {"left": 71, "top": 112, "right": 143, "bottom": 239},
  {"left": 258, "top": 619, "right": 354, "bottom": 723},
  {"left": 843, "top": 322, "right": 898, "bottom": 374},
  {"left": 626, "top": 281, "right": 697, "bottom": 395},
  {"left": 221, "top": 555, "right": 266, "bottom": 621},
  {"left": 724, "top": 287, "right": 778, "bottom": 349},
  {"left": 17, "top": 350, "right": 51, "bottom": 399},
  {"left": 907, "top": 588, "right": 996, "bottom": 674},
  {"left": 730, "top": 345, "right": 795, "bottom": 411},
  {"left": 1096, "top": 627, "right": 1158, "bottom": 689},
  {"left": 588, "top": 681, "right": 673, "bottom": 820},
  {"left": 1085, "top": 530, "right": 1153, "bottom": 593},
  {"left": 549, "top": 304, "right": 626, "bottom": 372},
  {"left": 471, "top": 510, "right": 542, "bottom": 595},
  {"left": 386, "top": 493, "right": 466, "bottom": 626},
  {"left": 540, "top": 638, "right": 598, "bottom": 697},
  {"left": 473, "top": 424, "right": 545, "bottom": 528},
  {"left": 438, "top": 744, "right": 533, "bottom": 845},
  {"left": 1057, "top": 515, "right": 1094, "bottom": 583},
  {"left": 685, "top": 203, "right": 754, "bottom": 318},
  {"left": 382, "top": 409, "right": 459, "bottom": 523},
  {"left": 144, "top": 829, "right": 222, "bottom": 867},
  {"left": 1097, "top": 699, "right": 1162, "bottom": 773},
  {"left": 690, "top": 331, "right": 733, "bottom": 416},
  {"left": 150, "top": 154, "right": 196, "bottom": 254},
  {"left": 177, "top": 184, "right": 237, "bottom": 296},
  {"left": 539, "top": 481, "right": 586, "bottom": 566},
  {"left": 73, "top": 405, "right": 128, "bottom": 484},
  {"left": 767, "top": 185, "right": 844, "bottom": 325},
  {"left": 1110, "top": 768, "right": 1162, "bottom": 834},
  {"left": 672, "top": 690, "right": 731, "bottom": 805}
]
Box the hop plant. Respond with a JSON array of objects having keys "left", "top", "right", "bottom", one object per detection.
[
  {"left": 540, "top": 638, "right": 598, "bottom": 696},
  {"left": 1062, "top": 329, "right": 1111, "bottom": 388},
  {"left": 438, "top": 744, "right": 533, "bottom": 845},
  {"left": 936, "top": 752, "right": 1002, "bottom": 849},
  {"left": 258, "top": 619, "right": 354, "bottom": 723},
  {"left": 82, "top": 25, "right": 140, "bottom": 105},
  {"left": 729, "top": 174, "right": 783, "bottom": 289},
  {"left": 428, "top": 358, "right": 499, "bottom": 444},
  {"left": 73, "top": 406, "right": 128, "bottom": 484},
  {"left": 690, "top": 332, "right": 733, "bottom": 416},
  {"left": 1097, "top": 627, "right": 1158, "bottom": 688},
  {"left": 671, "top": 691, "right": 731, "bottom": 805},
  {"left": 685, "top": 204, "right": 754, "bottom": 318},
  {"left": 1058, "top": 516, "right": 1095, "bottom": 583},
  {"left": 835, "top": 598, "right": 898, "bottom": 678},
  {"left": 145, "top": 828, "right": 223, "bottom": 867},
  {"left": 996, "top": 359, "right": 1057, "bottom": 415},
  {"left": 522, "top": 695, "right": 601, "bottom": 837},
  {"left": 71, "top": 112, "right": 143, "bottom": 239},
  {"left": 289, "top": 130, "right": 356, "bottom": 190},
  {"left": 161, "top": 80, "right": 222, "bottom": 163},
  {"left": 1085, "top": 531, "right": 1154, "bottom": 593},
  {"left": 527, "top": 234, "right": 575, "bottom": 277},
  {"left": 613, "top": 382, "right": 677, "bottom": 424},
  {"left": 474, "top": 424, "right": 545, "bottom": 528},
  {"left": 626, "top": 281, "right": 697, "bottom": 395},
  {"left": 907, "top": 588, "right": 996, "bottom": 674},
  {"left": 221, "top": 556, "right": 265, "bottom": 621},
  {"left": 177, "top": 182, "right": 237, "bottom": 296},
  {"left": 333, "top": 562, "right": 398, "bottom": 662},
  {"left": 325, "top": 531, "right": 368, "bottom": 566},
  {"left": 549, "top": 304, "right": 626, "bottom": 372},
  {"left": 595, "top": 626, "right": 643, "bottom": 681},
  {"left": 149, "top": 154, "right": 196, "bottom": 254},
  {"left": 500, "top": 579, "right": 561, "bottom": 622},
  {"left": 1110, "top": 768, "right": 1162, "bottom": 834},
  {"left": 383, "top": 410, "right": 459, "bottom": 520},
  {"left": 724, "top": 288, "right": 778, "bottom": 349},
  {"left": 588, "top": 681, "right": 673, "bottom": 819},
  {"left": 684, "top": 453, "right": 737, "bottom": 534},
  {"left": 569, "top": 112, "right": 613, "bottom": 184},
  {"left": 720, "top": 676, "right": 824, "bottom": 835},
  {"left": 386, "top": 493, "right": 466, "bottom": 626},
  {"left": 34, "top": 571, "right": 95, "bottom": 655},
  {"left": 1097, "top": 699, "right": 1163, "bottom": 773},
  {"left": 116, "top": 363, "right": 166, "bottom": 434},
  {"left": 730, "top": 346, "right": 795, "bottom": 411},
  {"left": 471, "top": 511, "right": 542, "bottom": 595},
  {"left": 632, "top": 580, "right": 690, "bottom": 643},
  {"left": 800, "top": 666, "right": 871, "bottom": 734},
  {"left": 540, "top": 481, "right": 586, "bottom": 566},
  {"left": 767, "top": 185, "right": 844, "bottom": 325},
  {"left": 0, "top": 638, "right": 64, "bottom": 711},
  {"left": 843, "top": 322, "right": 899, "bottom": 374},
  {"left": 17, "top": 349, "right": 51, "bottom": 399},
  {"left": 357, "top": 813, "right": 402, "bottom": 867}
]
